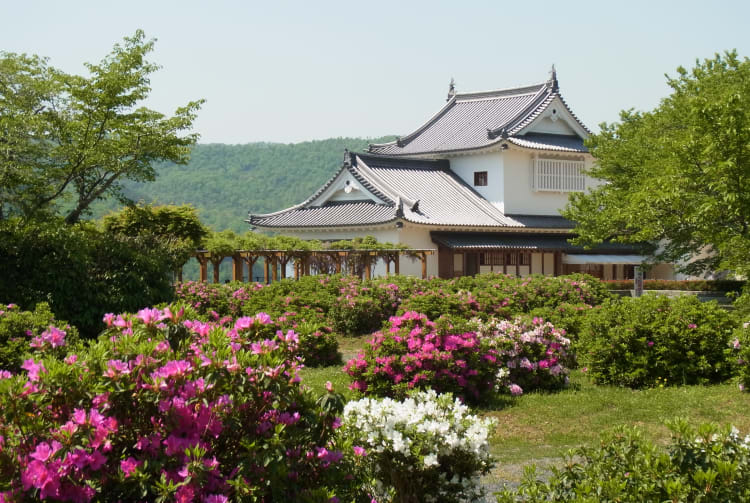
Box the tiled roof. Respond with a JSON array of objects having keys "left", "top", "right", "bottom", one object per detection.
[
  {"left": 505, "top": 214, "right": 576, "bottom": 229},
  {"left": 507, "top": 133, "right": 587, "bottom": 153},
  {"left": 355, "top": 153, "right": 518, "bottom": 227},
  {"left": 249, "top": 153, "right": 562, "bottom": 230},
  {"left": 430, "top": 232, "right": 641, "bottom": 253},
  {"left": 247, "top": 201, "right": 398, "bottom": 228},
  {"left": 368, "top": 75, "right": 590, "bottom": 156}
]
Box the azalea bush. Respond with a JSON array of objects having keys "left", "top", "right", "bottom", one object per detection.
[
  {"left": 344, "top": 312, "right": 498, "bottom": 403},
  {"left": 0, "top": 307, "right": 350, "bottom": 502},
  {"left": 578, "top": 295, "right": 737, "bottom": 388},
  {"left": 327, "top": 278, "right": 400, "bottom": 335},
  {"left": 341, "top": 390, "right": 495, "bottom": 503},
  {"left": 396, "top": 289, "right": 480, "bottom": 322},
  {"left": 174, "top": 280, "right": 266, "bottom": 318},
  {"left": 526, "top": 302, "right": 598, "bottom": 344},
  {"left": 477, "top": 317, "right": 574, "bottom": 396},
  {"left": 0, "top": 303, "right": 80, "bottom": 371},
  {"left": 496, "top": 420, "right": 750, "bottom": 503}
]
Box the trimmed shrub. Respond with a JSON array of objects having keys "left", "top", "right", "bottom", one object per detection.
[
  {"left": 604, "top": 279, "right": 745, "bottom": 292},
  {"left": 578, "top": 295, "right": 737, "bottom": 388},
  {"left": 396, "top": 289, "right": 479, "bottom": 322},
  {"left": 0, "top": 303, "right": 80, "bottom": 372},
  {"left": 0, "top": 307, "right": 348, "bottom": 501},
  {"left": 0, "top": 218, "right": 176, "bottom": 337},
  {"left": 477, "top": 317, "right": 574, "bottom": 395},
  {"left": 496, "top": 420, "right": 750, "bottom": 503},
  {"left": 341, "top": 390, "right": 495, "bottom": 503},
  {"left": 344, "top": 312, "right": 498, "bottom": 403}
]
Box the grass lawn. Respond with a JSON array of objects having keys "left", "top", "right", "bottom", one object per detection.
[{"left": 300, "top": 336, "right": 750, "bottom": 484}]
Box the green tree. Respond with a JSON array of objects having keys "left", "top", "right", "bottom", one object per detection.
[
  {"left": 102, "top": 203, "right": 208, "bottom": 269},
  {"left": 0, "top": 30, "right": 203, "bottom": 223},
  {"left": 563, "top": 51, "right": 750, "bottom": 275}
]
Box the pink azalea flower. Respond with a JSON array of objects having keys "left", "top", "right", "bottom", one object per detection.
[
  {"left": 353, "top": 446, "right": 367, "bottom": 457},
  {"left": 508, "top": 384, "right": 523, "bottom": 396},
  {"left": 21, "top": 359, "right": 46, "bottom": 382},
  {"left": 120, "top": 457, "right": 141, "bottom": 478}
]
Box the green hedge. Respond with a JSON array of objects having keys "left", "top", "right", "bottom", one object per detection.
[
  {"left": 604, "top": 279, "right": 745, "bottom": 292},
  {"left": 578, "top": 295, "right": 737, "bottom": 388}
]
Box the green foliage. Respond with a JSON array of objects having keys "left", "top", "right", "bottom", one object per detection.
[
  {"left": 564, "top": 51, "right": 750, "bottom": 276},
  {"left": 0, "top": 302, "right": 80, "bottom": 371},
  {"left": 496, "top": 420, "right": 750, "bottom": 503},
  {"left": 0, "top": 31, "right": 202, "bottom": 223},
  {"left": 102, "top": 203, "right": 208, "bottom": 268},
  {"left": 0, "top": 218, "right": 175, "bottom": 337},
  {"left": 578, "top": 295, "right": 737, "bottom": 388},
  {"left": 604, "top": 279, "right": 745, "bottom": 292}
]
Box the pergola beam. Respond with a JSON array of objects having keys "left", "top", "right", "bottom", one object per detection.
[{"left": 183, "top": 248, "right": 434, "bottom": 284}]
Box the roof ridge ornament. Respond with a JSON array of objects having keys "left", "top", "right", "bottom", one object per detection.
[
  {"left": 487, "top": 127, "right": 509, "bottom": 140},
  {"left": 343, "top": 149, "right": 352, "bottom": 167},
  {"left": 548, "top": 65, "right": 559, "bottom": 93},
  {"left": 447, "top": 77, "right": 456, "bottom": 102}
]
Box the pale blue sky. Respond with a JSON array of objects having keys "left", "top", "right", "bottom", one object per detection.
[{"left": 2, "top": 0, "right": 749, "bottom": 144}]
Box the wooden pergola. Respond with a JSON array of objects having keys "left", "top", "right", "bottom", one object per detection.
[{"left": 183, "top": 248, "right": 435, "bottom": 283}]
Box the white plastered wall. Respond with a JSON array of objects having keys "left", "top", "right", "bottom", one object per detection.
[
  {"left": 395, "top": 224, "right": 439, "bottom": 277},
  {"left": 502, "top": 149, "right": 597, "bottom": 215},
  {"left": 448, "top": 152, "right": 504, "bottom": 212}
]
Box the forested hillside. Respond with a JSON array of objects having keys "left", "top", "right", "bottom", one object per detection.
[{"left": 88, "top": 136, "right": 394, "bottom": 232}]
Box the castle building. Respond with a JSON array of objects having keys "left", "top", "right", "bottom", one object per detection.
[{"left": 248, "top": 71, "right": 674, "bottom": 279}]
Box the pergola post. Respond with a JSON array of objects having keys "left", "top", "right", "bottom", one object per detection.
[
  {"left": 244, "top": 255, "right": 259, "bottom": 283},
  {"left": 232, "top": 254, "right": 243, "bottom": 282},
  {"left": 279, "top": 255, "right": 288, "bottom": 280},
  {"left": 211, "top": 257, "right": 222, "bottom": 284},
  {"left": 394, "top": 253, "right": 400, "bottom": 275},
  {"left": 176, "top": 267, "right": 183, "bottom": 283},
  {"left": 336, "top": 253, "right": 343, "bottom": 274},
  {"left": 420, "top": 252, "right": 428, "bottom": 279},
  {"left": 271, "top": 256, "right": 278, "bottom": 282},
  {"left": 264, "top": 256, "right": 270, "bottom": 284},
  {"left": 364, "top": 255, "right": 371, "bottom": 280},
  {"left": 304, "top": 254, "right": 311, "bottom": 276},
  {"left": 348, "top": 252, "right": 356, "bottom": 276},
  {"left": 196, "top": 255, "right": 209, "bottom": 283}
]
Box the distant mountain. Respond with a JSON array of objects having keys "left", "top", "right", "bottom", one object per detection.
[{"left": 88, "top": 136, "right": 395, "bottom": 233}]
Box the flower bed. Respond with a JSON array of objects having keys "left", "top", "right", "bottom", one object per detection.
[
  {"left": 344, "top": 312, "right": 576, "bottom": 402},
  {"left": 0, "top": 307, "right": 347, "bottom": 501}
]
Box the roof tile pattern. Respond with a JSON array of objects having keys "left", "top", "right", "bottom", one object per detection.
[
  {"left": 248, "top": 201, "right": 398, "bottom": 228},
  {"left": 507, "top": 133, "right": 587, "bottom": 153},
  {"left": 369, "top": 78, "right": 589, "bottom": 156},
  {"left": 248, "top": 154, "right": 549, "bottom": 229}
]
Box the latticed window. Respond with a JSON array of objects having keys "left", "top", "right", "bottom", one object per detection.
[
  {"left": 480, "top": 252, "right": 504, "bottom": 265},
  {"left": 532, "top": 158, "right": 585, "bottom": 192},
  {"left": 474, "top": 171, "right": 488, "bottom": 186}
]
